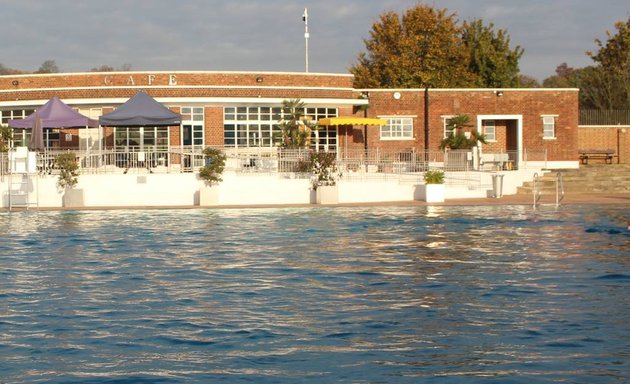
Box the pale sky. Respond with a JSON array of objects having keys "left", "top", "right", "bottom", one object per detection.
[{"left": 1, "top": 0, "right": 628, "bottom": 82}]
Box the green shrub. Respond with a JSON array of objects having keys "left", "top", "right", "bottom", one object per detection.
[
  {"left": 424, "top": 169, "right": 445, "bottom": 184},
  {"left": 55, "top": 152, "right": 79, "bottom": 190},
  {"left": 0, "top": 125, "right": 12, "bottom": 152},
  {"left": 310, "top": 152, "right": 339, "bottom": 190},
  {"left": 198, "top": 147, "right": 226, "bottom": 185}
]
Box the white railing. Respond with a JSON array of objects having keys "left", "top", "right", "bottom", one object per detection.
[
  {"left": 0, "top": 152, "right": 7, "bottom": 181},
  {"left": 1, "top": 147, "right": 548, "bottom": 183}
]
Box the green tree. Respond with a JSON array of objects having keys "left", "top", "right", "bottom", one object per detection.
[
  {"left": 350, "top": 5, "right": 474, "bottom": 88},
  {"left": 198, "top": 147, "right": 226, "bottom": 185},
  {"left": 0, "top": 63, "right": 23, "bottom": 75},
  {"left": 585, "top": 16, "right": 630, "bottom": 108},
  {"left": 0, "top": 124, "right": 13, "bottom": 152},
  {"left": 277, "top": 99, "right": 317, "bottom": 149},
  {"left": 90, "top": 65, "right": 115, "bottom": 72},
  {"left": 575, "top": 65, "right": 620, "bottom": 109},
  {"left": 542, "top": 63, "right": 577, "bottom": 88},
  {"left": 90, "top": 63, "right": 132, "bottom": 72},
  {"left": 516, "top": 74, "right": 540, "bottom": 88},
  {"left": 35, "top": 59, "right": 60, "bottom": 74},
  {"left": 462, "top": 19, "right": 524, "bottom": 87}
]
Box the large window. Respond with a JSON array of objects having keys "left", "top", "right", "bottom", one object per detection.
[
  {"left": 181, "top": 107, "right": 204, "bottom": 148},
  {"left": 223, "top": 106, "right": 337, "bottom": 150},
  {"left": 542, "top": 115, "right": 556, "bottom": 139},
  {"left": 380, "top": 117, "right": 413, "bottom": 140},
  {"left": 114, "top": 127, "right": 169, "bottom": 151},
  {"left": 75, "top": 107, "right": 102, "bottom": 120},
  {"left": 1, "top": 109, "right": 35, "bottom": 147},
  {"left": 483, "top": 120, "right": 496, "bottom": 141}
]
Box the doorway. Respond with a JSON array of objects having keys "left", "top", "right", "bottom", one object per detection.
[{"left": 477, "top": 114, "right": 523, "bottom": 168}]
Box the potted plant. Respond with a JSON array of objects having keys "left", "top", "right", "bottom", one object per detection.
[
  {"left": 198, "top": 147, "right": 226, "bottom": 206},
  {"left": 55, "top": 152, "right": 84, "bottom": 207},
  {"left": 308, "top": 152, "right": 340, "bottom": 204},
  {"left": 418, "top": 169, "right": 445, "bottom": 203}
]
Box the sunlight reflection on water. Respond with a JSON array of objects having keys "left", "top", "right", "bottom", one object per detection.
[{"left": 0, "top": 205, "right": 628, "bottom": 383}]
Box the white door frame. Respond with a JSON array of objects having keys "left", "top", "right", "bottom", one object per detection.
[{"left": 476, "top": 114, "right": 523, "bottom": 164}]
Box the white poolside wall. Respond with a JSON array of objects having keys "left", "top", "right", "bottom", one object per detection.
[{"left": 1, "top": 166, "right": 552, "bottom": 209}]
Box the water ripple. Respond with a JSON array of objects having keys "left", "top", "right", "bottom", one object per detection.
[{"left": 0, "top": 205, "right": 628, "bottom": 383}]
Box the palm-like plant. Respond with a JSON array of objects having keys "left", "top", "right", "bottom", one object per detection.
[
  {"left": 439, "top": 114, "right": 487, "bottom": 150},
  {"left": 277, "top": 99, "right": 318, "bottom": 149}
]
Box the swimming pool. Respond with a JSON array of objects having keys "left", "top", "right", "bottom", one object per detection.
[{"left": 1, "top": 205, "right": 628, "bottom": 383}]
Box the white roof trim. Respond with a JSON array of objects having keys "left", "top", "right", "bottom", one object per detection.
[
  {"left": 1, "top": 70, "right": 354, "bottom": 79},
  {"left": 0, "top": 97, "right": 366, "bottom": 108},
  {"left": 579, "top": 125, "right": 630, "bottom": 128},
  {"left": 359, "top": 88, "right": 580, "bottom": 92},
  {"left": 0, "top": 85, "right": 355, "bottom": 93}
]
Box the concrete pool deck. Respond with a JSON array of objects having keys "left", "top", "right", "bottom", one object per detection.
[
  {"left": 431, "top": 193, "right": 630, "bottom": 206},
  {"left": 3, "top": 193, "right": 630, "bottom": 212}
]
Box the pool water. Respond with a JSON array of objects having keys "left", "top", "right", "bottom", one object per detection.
[{"left": 1, "top": 205, "right": 628, "bottom": 383}]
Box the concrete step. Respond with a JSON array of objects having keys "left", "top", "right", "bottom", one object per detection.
[
  {"left": 517, "top": 165, "right": 630, "bottom": 195},
  {"left": 518, "top": 186, "right": 630, "bottom": 194}
]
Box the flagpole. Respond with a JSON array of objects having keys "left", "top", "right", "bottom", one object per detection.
[{"left": 303, "top": 8, "right": 309, "bottom": 72}]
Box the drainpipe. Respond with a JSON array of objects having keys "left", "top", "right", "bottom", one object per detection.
[
  {"left": 363, "top": 107, "right": 368, "bottom": 153},
  {"left": 618, "top": 127, "right": 621, "bottom": 164},
  {"left": 424, "top": 86, "right": 430, "bottom": 160}
]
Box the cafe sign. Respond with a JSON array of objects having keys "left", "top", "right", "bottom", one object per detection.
[{"left": 103, "top": 74, "right": 177, "bottom": 86}]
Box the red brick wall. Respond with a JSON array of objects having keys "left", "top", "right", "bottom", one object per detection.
[
  {"left": 0, "top": 72, "right": 355, "bottom": 102},
  {"left": 205, "top": 107, "right": 224, "bottom": 146},
  {"left": 482, "top": 120, "right": 508, "bottom": 152},
  {"left": 349, "top": 91, "right": 424, "bottom": 153},
  {"left": 360, "top": 89, "right": 579, "bottom": 160},
  {"left": 578, "top": 127, "right": 630, "bottom": 164},
  {"left": 1, "top": 72, "right": 579, "bottom": 159}
]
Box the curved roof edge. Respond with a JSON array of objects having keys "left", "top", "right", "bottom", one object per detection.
[{"left": 1, "top": 70, "right": 354, "bottom": 79}]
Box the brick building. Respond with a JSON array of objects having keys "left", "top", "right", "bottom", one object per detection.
[
  {"left": 1, "top": 71, "right": 579, "bottom": 167},
  {"left": 578, "top": 110, "right": 630, "bottom": 164}
]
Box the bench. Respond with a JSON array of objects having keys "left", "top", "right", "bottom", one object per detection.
[
  {"left": 578, "top": 149, "right": 615, "bottom": 165},
  {"left": 480, "top": 153, "right": 511, "bottom": 170}
]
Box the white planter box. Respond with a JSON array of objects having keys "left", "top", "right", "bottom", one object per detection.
[
  {"left": 63, "top": 189, "right": 85, "bottom": 208},
  {"left": 417, "top": 184, "right": 445, "bottom": 203},
  {"left": 316, "top": 185, "right": 338, "bottom": 204},
  {"left": 199, "top": 186, "right": 219, "bottom": 206}
]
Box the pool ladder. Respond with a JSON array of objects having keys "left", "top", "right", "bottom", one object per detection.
[{"left": 532, "top": 171, "right": 564, "bottom": 210}]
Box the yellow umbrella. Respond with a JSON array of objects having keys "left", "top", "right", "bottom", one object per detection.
[{"left": 318, "top": 117, "right": 387, "bottom": 126}]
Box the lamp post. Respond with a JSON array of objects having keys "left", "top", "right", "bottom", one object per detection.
[{"left": 303, "top": 8, "right": 309, "bottom": 73}]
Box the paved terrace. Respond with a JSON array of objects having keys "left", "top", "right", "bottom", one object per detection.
[{"left": 7, "top": 192, "right": 629, "bottom": 213}]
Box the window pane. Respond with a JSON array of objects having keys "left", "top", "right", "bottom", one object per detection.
[
  {"left": 543, "top": 116, "right": 555, "bottom": 138},
  {"left": 237, "top": 107, "right": 247, "bottom": 121}
]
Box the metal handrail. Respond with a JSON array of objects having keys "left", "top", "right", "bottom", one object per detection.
[
  {"left": 555, "top": 171, "right": 565, "bottom": 208},
  {"left": 533, "top": 171, "right": 565, "bottom": 210},
  {"left": 532, "top": 172, "right": 541, "bottom": 209}
]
